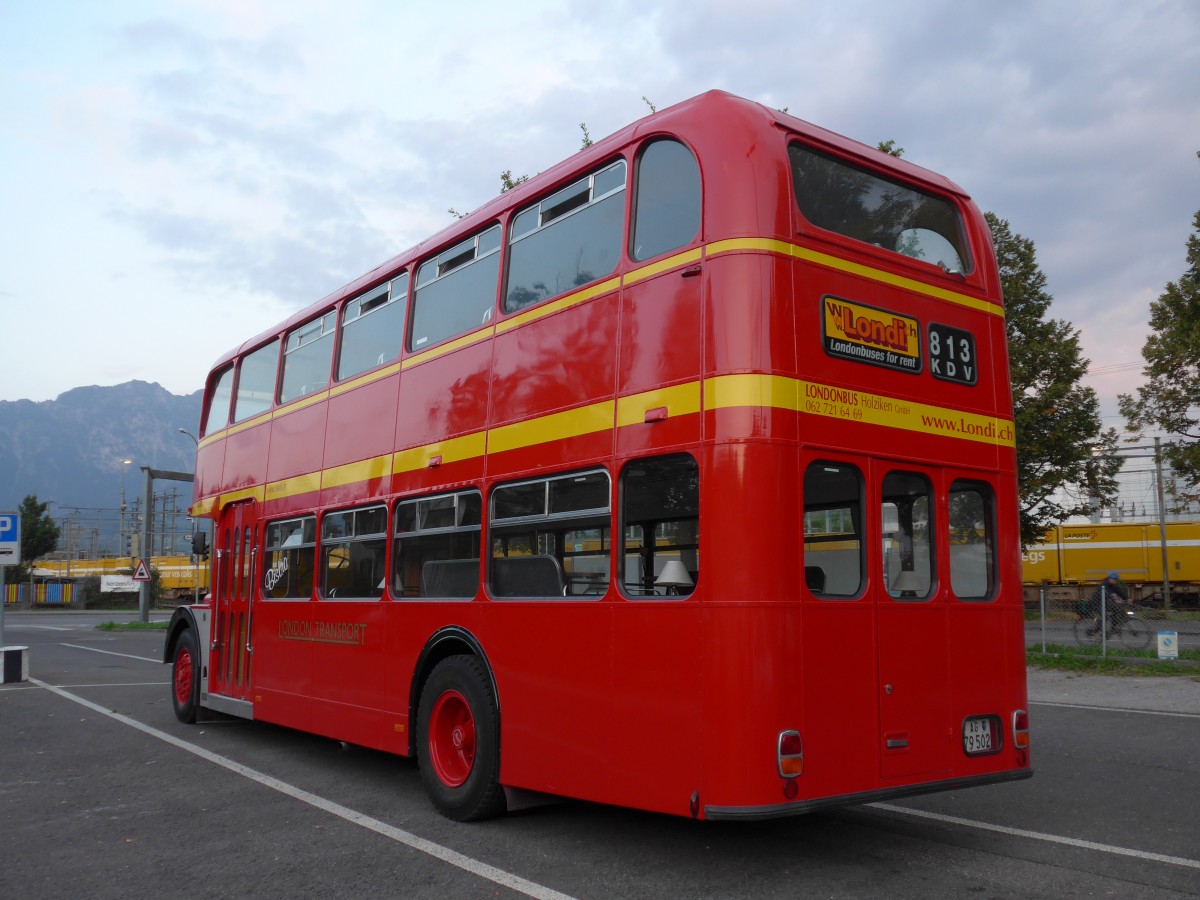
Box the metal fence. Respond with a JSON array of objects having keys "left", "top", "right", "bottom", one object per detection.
[{"left": 1027, "top": 582, "right": 1200, "bottom": 658}]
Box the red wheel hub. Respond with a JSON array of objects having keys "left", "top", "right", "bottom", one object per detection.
[
  {"left": 174, "top": 647, "right": 194, "bottom": 706},
  {"left": 429, "top": 689, "right": 476, "bottom": 787}
]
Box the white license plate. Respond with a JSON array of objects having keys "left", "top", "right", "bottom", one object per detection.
[{"left": 962, "top": 717, "right": 997, "bottom": 755}]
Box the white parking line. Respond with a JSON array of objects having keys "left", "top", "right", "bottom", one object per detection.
[
  {"left": 60, "top": 643, "right": 161, "bottom": 664},
  {"left": 55, "top": 682, "right": 171, "bottom": 688},
  {"left": 870, "top": 803, "right": 1200, "bottom": 870},
  {"left": 1030, "top": 700, "right": 1200, "bottom": 719},
  {"left": 28, "top": 678, "right": 578, "bottom": 900}
]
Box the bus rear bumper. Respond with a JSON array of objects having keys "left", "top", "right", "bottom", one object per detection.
[{"left": 703, "top": 768, "right": 1033, "bottom": 821}]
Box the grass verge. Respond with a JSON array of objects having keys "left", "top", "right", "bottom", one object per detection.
[
  {"left": 96, "top": 621, "right": 170, "bottom": 632},
  {"left": 1028, "top": 642, "right": 1200, "bottom": 676}
]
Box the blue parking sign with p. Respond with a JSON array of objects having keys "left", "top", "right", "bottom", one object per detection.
[{"left": 0, "top": 512, "right": 20, "bottom": 565}]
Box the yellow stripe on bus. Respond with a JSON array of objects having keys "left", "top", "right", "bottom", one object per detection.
[
  {"left": 195, "top": 374, "right": 1013, "bottom": 511},
  {"left": 265, "top": 473, "right": 321, "bottom": 502},
  {"left": 621, "top": 248, "right": 703, "bottom": 286},
  {"left": 323, "top": 454, "right": 393, "bottom": 490},
  {"left": 218, "top": 486, "right": 266, "bottom": 508},
  {"left": 705, "top": 374, "right": 1015, "bottom": 448},
  {"left": 393, "top": 431, "right": 488, "bottom": 475},
  {"left": 402, "top": 324, "right": 494, "bottom": 369},
  {"left": 495, "top": 277, "right": 621, "bottom": 334},
  {"left": 328, "top": 362, "right": 403, "bottom": 398},
  {"left": 616, "top": 383, "right": 702, "bottom": 427},
  {"left": 196, "top": 235, "right": 999, "bottom": 454},
  {"left": 705, "top": 237, "right": 1003, "bottom": 317},
  {"left": 488, "top": 401, "right": 616, "bottom": 455}
]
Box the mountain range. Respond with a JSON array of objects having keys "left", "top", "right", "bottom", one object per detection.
[{"left": 0, "top": 381, "right": 203, "bottom": 554}]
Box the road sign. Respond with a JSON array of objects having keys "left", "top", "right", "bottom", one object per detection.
[
  {"left": 132, "top": 558, "right": 152, "bottom": 581},
  {"left": 0, "top": 512, "right": 19, "bottom": 565},
  {"left": 1157, "top": 631, "right": 1179, "bottom": 660}
]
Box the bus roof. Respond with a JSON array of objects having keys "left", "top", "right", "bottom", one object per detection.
[{"left": 211, "top": 90, "right": 974, "bottom": 371}]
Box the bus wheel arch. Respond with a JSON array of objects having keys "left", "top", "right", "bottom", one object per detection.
[
  {"left": 409, "top": 627, "right": 497, "bottom": 750},
  {"left": 415, "top": 652, "right": 506, "bottom": 821}
]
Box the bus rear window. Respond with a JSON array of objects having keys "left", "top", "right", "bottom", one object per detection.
[
  {"left": 789, "top": 144, "right": 970, "bottom": 275},
  {"left": 803, "top": 461, "right": 864, "bottom": 598}
]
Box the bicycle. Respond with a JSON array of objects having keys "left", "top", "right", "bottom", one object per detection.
[{"left": 1072, "top": 604, "right": 1152, "bottom": 650}]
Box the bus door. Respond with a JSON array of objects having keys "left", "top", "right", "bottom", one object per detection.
[
  {"left": 875, "top": 466, "right": 950, "bottom": 779},
  {"left": 800, "top": 456, "right": 878, "bottom": 797},
  {"left": 210, "top": 501, "right": 257, "bottom": 701}
]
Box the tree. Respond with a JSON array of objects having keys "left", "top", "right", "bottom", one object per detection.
[
  {"left": 988, "top": 213, "right": 1122, "bottom": 546},
  {"left": 1119, "top": 165, "right": 1200, "bottom": 505},
  {"left": 12, "top": 495, "right": 59, "bottom": 581}
]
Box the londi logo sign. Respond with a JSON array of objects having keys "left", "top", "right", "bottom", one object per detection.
[{"left": 822, "top": 296, "right": 921, "bottom": 374}]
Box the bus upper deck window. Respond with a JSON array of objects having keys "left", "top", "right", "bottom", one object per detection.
[
  {"left": 281, "top": 312, "right": 336, "bottom": 404},
  {"left": 788, "top": 143, "right": 971, "bottom": 275},
  {"left": 505, "top": 161, "right": 625, "bottom": 313},
  {"left": 631, "top": 139, "right": 701, "bottom": 262},
  {"left": 202, "top": 366, "right": 235, "bottom": 436},
  {"left": 410, "top": 226, "right": 501, "bottom": 350},
  {"left": 233, "top": 340, "right": 280, "bottom": 423},
  {"left": 338, "top": 272, "right": 408, "bottom": 381}
]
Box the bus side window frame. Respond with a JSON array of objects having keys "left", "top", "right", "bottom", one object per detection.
[
  {"left": 262, "top": 515, "right": 318, "bottom": 601},
  {"left": 232, "top": 339, "right": 282, "bottom": 424},
  {"left": 489, "top": 469, "right": 612, "bottom": 599},
  {"left": 881, "top": 470, "right": 936, "bottom": 601},
  {"left": 320, "top": 503, "right": 389, "bottom": 601},
  {"left": 280, "top": 311, "right": 337, "bottom": 405},
  {"left": 630, "top": 137, "right": 702, "bottom": 263},
  {"left": 620, "top": 454, "right": 700, "bottom": 599},
  {"left": 948, "top": 479, "right": 998, "bottom": 602},
  {"left": 802, "top": 460, "right": 866, "bottom": 600},
  {"left": 408, "top": 225, "right": 502, "bottom": 352},
  {"left": 337, "top": 272, "right": 409, "bottom": 381},
  {"left": 503, "top": 159, "right": 626, "bottom": 314},
  {"left": 392, "top": 489, "right": 483, "bottom": 600},
  {"left": 202, "top": 365, "right": 236, "bottom": 437}
]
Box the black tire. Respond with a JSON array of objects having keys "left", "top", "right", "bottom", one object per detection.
[
  {"left": 416, "top": 655, "right": 505, "bottom": 821},
  {"left": 171, "top": 628, "right": 200, "bottom": 724}
]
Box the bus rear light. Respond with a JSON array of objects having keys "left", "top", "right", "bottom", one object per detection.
[
  {"left": 778, "top": 730, "right": 803, "bottom": 778},
  {"left": 1012, "top": 709, "right": 1030, "bottom": 762}
]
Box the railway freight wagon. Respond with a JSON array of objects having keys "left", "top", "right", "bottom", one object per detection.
[
  {"left": 1021, "top": 522, "right": 1200, "bottom": 606},
  {"left": 35, "top": 556, "right": 210, "bottom": 599}
]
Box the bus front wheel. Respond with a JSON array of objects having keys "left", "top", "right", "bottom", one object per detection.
[
  {"left": 171, "top": 628, "right": 200, "bottom": 724},
  {"left": 416, "top": 655, "right": 505, "bottom": 821}
]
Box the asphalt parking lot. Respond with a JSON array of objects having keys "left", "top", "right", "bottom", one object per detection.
[{"left": 3, "top": 610, "right": 1199, "bottom": 899}]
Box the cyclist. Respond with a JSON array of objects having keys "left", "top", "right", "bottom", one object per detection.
[{"left": 1084, "top": 571, "right": 1130, "bottom": 634}]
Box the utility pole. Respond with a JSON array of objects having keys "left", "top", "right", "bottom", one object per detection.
[{"left": 1154, "top": 437, "right": 1172, "bottom": 611}]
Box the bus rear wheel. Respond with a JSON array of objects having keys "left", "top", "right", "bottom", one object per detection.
[
  {"left": 172, "top": 628, "right": 200, "bottom": 724},
  {"left": 416, "top": 655, "right": 505, "bottom": 821}
]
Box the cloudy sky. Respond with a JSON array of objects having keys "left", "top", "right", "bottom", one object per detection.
[{"left": 3, "top": 0, "right": 1198, "bottom": 437}]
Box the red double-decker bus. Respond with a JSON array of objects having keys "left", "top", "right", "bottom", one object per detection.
[{"left": 166, "top": 90, "right": 1030, "bottom": 821}]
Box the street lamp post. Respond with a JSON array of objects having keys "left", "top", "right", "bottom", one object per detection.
[{"left": 178, "top": 428, "right": 200, "bottom": 603}]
